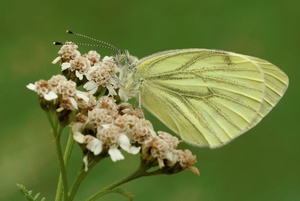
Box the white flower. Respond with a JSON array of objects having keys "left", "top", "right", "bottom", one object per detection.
[
  {"left": 83, "top": 80, "right": 98, "bottom": 94},
  {"left": 118, "top": 134, "right": 140, "bottom": 154},
  {"left": 108, "top": 147, "right": 125, "bottom": 162},
  {"left": 76, "top": 91, "right": 90, "bottom": 103},
  {"left": 73, "top": 133, "right": 102, "bottom": 156},
  {"left": 106, "top": 84, "right": 117, "bottom": 96},
  {"left": 26, "top": 83, "right": 36, "bottom": 91},
  {"left": 61, "top": 62, "right": 71, "bottom": 71},
  {"left": 26, "top": 83, "right": 58, "bottom": 101},
  {"left": 72, "top": 123, "right": 103, "bottom": 155},
  {"left": 52, "top": 56, "right": 61, "bottom": 64},
  {"left": 83, "top": 155, "right": 89, "bottom": 172},
  {"left": 69, "top": 97, "right": 78, "bottom": 110},
  {"left": 87, "top": 138, "right": 102, "bottom": 155},
  {"left": 75, "top": 70, "right": 84, "bottom": 80},
  {"left": 44, "top": 91, "right": 59, "bottom": 101},
  {"left": 73, "top": 131, "right": 85, "bottom": 143},
  {"left": 117, "top": 88, "right": 129, "bottom": 102}
]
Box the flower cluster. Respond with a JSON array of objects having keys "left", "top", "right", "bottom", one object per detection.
[
  {"left": 52, "top": 42, "right": 119, "bottom": 96},
  {"left": 27, "top": 75, "right": 95, "bottom": 112},
  {"left": 72, "top": 96, "right": 199, "bottom": 175},
  {"left": 28, "top": 43, "right": 199, "bottom": 176}
]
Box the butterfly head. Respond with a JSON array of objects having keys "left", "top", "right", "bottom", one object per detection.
[{"left": 114, "top": 50, "right": 141, "bottom": 102}]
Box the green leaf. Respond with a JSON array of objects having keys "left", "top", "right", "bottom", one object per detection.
[{"left": 16, "top": 184, "right": 46, "bottom": 201}]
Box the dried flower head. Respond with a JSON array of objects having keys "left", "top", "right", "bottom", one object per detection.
[
  {"left": 52, "top": 42, "right": 80, "bottom": 64},
  {"left": 83, "top": 50, "right": 101, "bottom": 66},
  {"left": 61, "top": 56, "right": 91, "bottom": 80},
  {"left": 83, "top": 56, "right": 118, "bottom": 95},
  {"left": 27, "top": 74, "right": 92, "bottom": 122}
]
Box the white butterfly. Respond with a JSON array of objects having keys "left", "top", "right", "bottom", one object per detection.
[{"left": 117, "top": 49, "right": 289, "bottom": 148}]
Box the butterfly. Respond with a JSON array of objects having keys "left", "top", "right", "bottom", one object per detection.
[{"left": 117, "top": 48, "right": 289, "bottom": 148}]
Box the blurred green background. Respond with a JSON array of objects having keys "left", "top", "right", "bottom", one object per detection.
[{"left": 1, "top": 0, "right": 299, "bottom": 200}]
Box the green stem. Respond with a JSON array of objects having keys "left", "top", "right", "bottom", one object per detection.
[
  {"left": 55, "top": 125, "right": 69, "bottom": 201},
  {"left": 46, "top": 110, "right": 75, "bottom": 201},
  {"left": 85, "top": 161, "right": 150, "bottom": 201},
  {"left": 45, "top": 111, "right": 56, "bottom": 133},
  {"left": 64, "top": 130, "right": 75, "bottom": 166},
  {"left": 55, "top": 129, "right": 75, "bottom": 201},
  {"left": 55, "top": 173, "right": 64, "bottom": 201},
  {"left": 68, "top": 164, "right": 87, "bottom": 201},
  {"left": 46, "top": 111, "right": 62, "bottom": 201},
  {"left": 47, "top": 110, "right": 68, "bottom": 201},
  {"left": 68, "top": 159, "right": 99, "bottom": 201}
]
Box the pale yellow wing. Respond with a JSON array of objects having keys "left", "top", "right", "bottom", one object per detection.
[{"left": 136, "top": 49, "right": 288, "bottom": 148}]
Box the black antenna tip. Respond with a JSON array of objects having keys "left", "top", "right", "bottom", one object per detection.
[
  {"left": 66, "top": 30, "right": 74, "bottom": 34},
  {"left": 53, "top": 42, "right": 64, "bottom": 45}
]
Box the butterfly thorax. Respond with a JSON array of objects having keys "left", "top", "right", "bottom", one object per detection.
[{"left": 114, "top": 50, "right": 141, "bottom": 101}]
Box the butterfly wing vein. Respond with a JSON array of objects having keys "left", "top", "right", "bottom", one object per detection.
[{"left": 136, "top": 49, "right": 288, "bottom": 148}]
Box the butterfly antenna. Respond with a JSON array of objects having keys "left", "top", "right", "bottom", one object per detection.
[
  {"left": 53, "top": 41, "right": 120, "bottom": 50},
  {"left": 66, "top": 30, "right": 121, "bottom": 53}
]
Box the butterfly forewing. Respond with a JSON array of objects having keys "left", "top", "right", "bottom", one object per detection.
[{"left": 136, "top": 49, "right": 288, "bottom": 148}]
